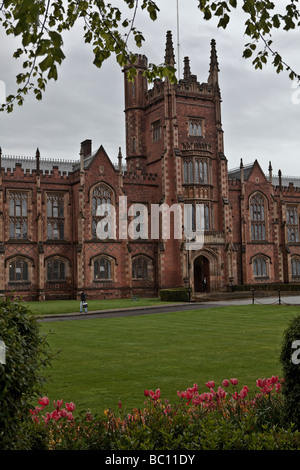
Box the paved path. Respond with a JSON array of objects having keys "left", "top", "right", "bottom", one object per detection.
[{"left": 38, "top": 295, "right": 300, "bottom": 322}]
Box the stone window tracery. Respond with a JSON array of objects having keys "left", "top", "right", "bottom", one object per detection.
[
  {"left": 253, "top": 256, "right": 268, "bottom": 278},
  {"left": 91, "top": 184, "right": 114, "bottom": 239},
  {"left": 250, "top": 193, "right": 266, "bottom": 241},
  {"left": 287, "top": 206, "right": 299, "bottom": 242},
  {"left": 132, "top": 256, "right": 150, "bottom": 280},
  {"left": 46, "top": 257, "right": 66, "bottom": 281},
  {"left": 9, "top": 257, "right": 29, "bottom": 282},
  {"left": 47, "top": 193, "right": 64, "bottom": 240},
  {"left": 94, "top": 256, "right": 112, "bottom": 280},
  {"left": 9, "top": 192, "right": 28, "bottom": 239},
  {"left": 183, "top": 158, "right": 208, "bottom": 184}
]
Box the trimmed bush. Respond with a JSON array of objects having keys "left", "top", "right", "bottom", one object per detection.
[
  {"left": 160, "top": 287, "right": 190, "bottom": 302},
  {"left": 0, "top": 297, "right": 51, "bottom": 450},
  {"left": 280, "top": 315, "right": 300, "bottom": 430}
]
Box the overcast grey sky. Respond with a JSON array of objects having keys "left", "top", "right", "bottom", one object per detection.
[{"left": 0, "top": 0, "right": 299, "bottom": 177}]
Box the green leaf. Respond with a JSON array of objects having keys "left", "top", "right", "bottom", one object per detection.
[{"left": 39, "top": 55, "right": 54, "bottom": 72}]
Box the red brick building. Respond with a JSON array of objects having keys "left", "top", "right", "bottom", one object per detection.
[{"left": 1, "top": 32, "right": 300, "bottom": 301}]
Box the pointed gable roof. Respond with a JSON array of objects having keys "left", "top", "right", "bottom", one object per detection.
[{"left": 228, "top": 160, "right": 267, "bottom": 182}]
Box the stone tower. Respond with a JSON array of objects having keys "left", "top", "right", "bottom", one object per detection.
[{"left": 123, "top": 31, "right": 233, "bottom": 292}]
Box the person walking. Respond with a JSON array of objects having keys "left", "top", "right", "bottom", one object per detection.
[{"left": 80, "top": 290, "right": 88, "bottom": 313}]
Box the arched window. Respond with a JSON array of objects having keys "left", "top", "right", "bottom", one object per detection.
[
  {"left": 132, "top": 257, "right": 150, "bottom": 280},
  {"left": 250, "top": 193, "right": 266, "bottom": 241},
  {"left": 47, "top": 193, "right": 64, "bottom": 240},
  {"left": 189, "top": 120, "right": 202, "bottom": 136},
  {"left": 183, "top": 158, "right": 208, "bottom": 184},
  {"left": 287, "top": 206, "right": 299, "bottom": 242},
  {"left": 9, "top": 258, "right": 29, "bottom": 282},
  {"left": 188, "top": 202, "right": 210, "bottom": 232},
  {"left": 291, "top": 257, "right": 300, "bottom": 278},
  {"left": 253, "top": 256, "right": 268, "bottom": 278},
  {"left": 9, "top": 192, "right": 28, "bottom": 239},
  {"left": 94, "top": 257, "right": 112, "bottom": 280},
  {"left": 91, "top": 184, "right": 114, "bottom": 239},
  {"left": 46, "top": 258, "right": 66, "bottom": 281},
  {"left": 188, "top": 160, "right": 194, "bottom": 183}
]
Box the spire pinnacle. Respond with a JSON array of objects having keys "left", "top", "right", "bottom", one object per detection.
[
  {"left": 164, "top": 31, "right": 175, "bottom": 67},
  {"left": 183, "top": 57, "right": 191, "bottom": 81},
  {"left": 208, "top": 39, "right": 219, "bottom": 85}
]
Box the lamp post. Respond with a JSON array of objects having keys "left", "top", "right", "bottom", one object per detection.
[{"left": 187, "top": 246, "right": 191, "bottom": 302}]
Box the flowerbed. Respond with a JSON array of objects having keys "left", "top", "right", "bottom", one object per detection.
[{"left": 24, "top": 375, "right": 300, "bottom": 450}]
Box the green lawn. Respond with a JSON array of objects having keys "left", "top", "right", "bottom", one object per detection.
[
  {"left": 24, "top": 298, "right": 172, "bottom": 316},
  {"left": 39, "top": 304, "right": 300, "bottom": 415}
]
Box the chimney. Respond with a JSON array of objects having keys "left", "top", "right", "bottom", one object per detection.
[{"left": 80, "top": 139, "right": 92, "bottom": 158}]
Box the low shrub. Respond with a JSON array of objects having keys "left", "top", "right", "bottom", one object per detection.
[
  {"left": 159, "top": 287, "right": 190, "bottom": 302},
  {"left": 280, "top": 315, "right": 300, "bottom": 429},
  {"left": 24, "top": 376, "right": 300, "bottom": 450},
  {"left": 0, "top": 297, "right": 51, "bottom": 450}
]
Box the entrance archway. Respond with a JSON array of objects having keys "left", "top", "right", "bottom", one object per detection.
[{"left": 194, "top": 255, "right": 210, "bottom": 292}]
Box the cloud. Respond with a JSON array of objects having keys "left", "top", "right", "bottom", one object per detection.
[{"left": 0, "top": 1, "right": 299, "bottom": 176}]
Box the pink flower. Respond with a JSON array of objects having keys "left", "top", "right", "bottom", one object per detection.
[
  {"left": 205, "top": 381, "right": 215, "bottom": 389},
  {"left": 256, "top": 378, "right": 266, "bottom": 388},
  {"left": 37, "top": 396, "right": 49, "bottom": 408},
  {"left": 42, "top": 412, "right": 52, "bottom": 424},
  {"left": 222, "top": 379, "right": 230, "bottom": 388},
  {"left": 230, "top": 378, "right": 238, "bottom": 386},
  {"left": 53, "top": 399, "right": 63, "bottom": 410},
  {"left": 66, "top": 402, "right": 76, "bottom": 412},
  {"left": 275, "top": 383, "right": 281, "bottom": 393},
  {"left": 60, "top": 408, "right": 69, "bottom": 418},
  {"left": 146, "top": 388, "right": 161, "bottom": 401},
  {"left": 217, "top": 386, "right": 226, "bottom": 398},
  {"left": 240, "top": 387, "right": 248, "bottom": 398}
]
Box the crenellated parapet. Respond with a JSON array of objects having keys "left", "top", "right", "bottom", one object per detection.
[
  {"left": 228, "top": 178, "right": 241, "bottom": 187},
  {"left": 1, "top": 155, "right": 77, "bottom": 178},
  {"left": 123, "top": 170, "right": 158, "bottom": 182}
]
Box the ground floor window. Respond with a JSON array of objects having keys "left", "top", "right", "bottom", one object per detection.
[
  {"left": 291, "top": 257, "right": 300, "bottom": 278},
  {"left": 132, "top": 257, "right": 149, "bottom": 280},
  {"left": 9, "top": 258, "right": 28, "bottom": 282},
  {"left": 253, "top": 256, "right": 268, "bottom": 278},
  {"left": 47, "top": 258, "right": 66, "bottom": 281},
  {"left": 94, "top": 257, "right": 112, "bottom": 280}
]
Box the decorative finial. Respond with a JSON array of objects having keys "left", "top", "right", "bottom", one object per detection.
[
  {"left": 164, "top": 31, "right": 175, "bottom": 67},
  {"left": 183, "top": 57, "right": 191, "bottom": 81},
  {"left": 208, "top": 39, "right": 219, "bottom": 85}
]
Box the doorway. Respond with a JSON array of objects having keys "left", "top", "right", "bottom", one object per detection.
[{"left": 194, "top": 255, "right": 210, "bottom": 292}]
